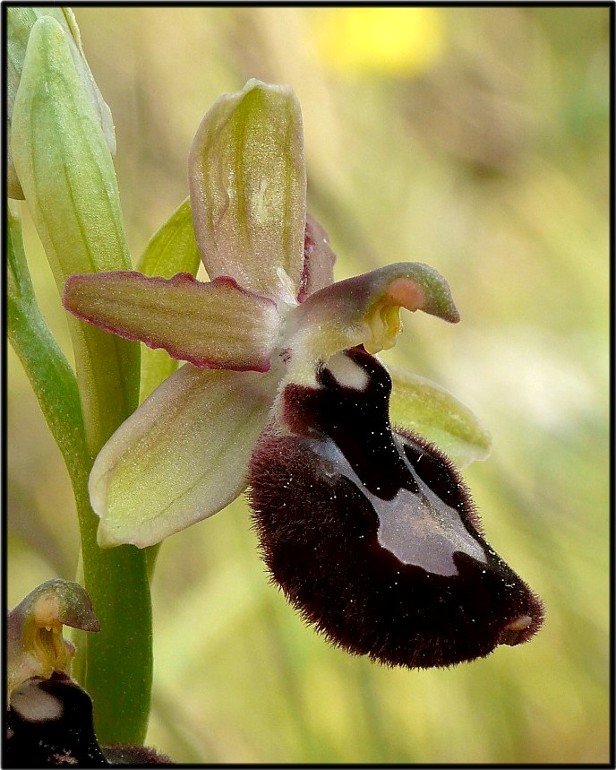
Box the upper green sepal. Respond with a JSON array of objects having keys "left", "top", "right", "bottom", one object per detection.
[{"left": 189, "top": 79, "right": 306, "bottom": 300}]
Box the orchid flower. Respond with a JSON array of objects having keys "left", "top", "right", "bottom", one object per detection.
[
  {"left": 6, "top": 581, "right": 170, "bottom": 766},
  {"left": 63, "top": 79, "right": 543, "bottom": 668},
  {"left": 7, "top": 580, "right": 100, "bottom": 699}
]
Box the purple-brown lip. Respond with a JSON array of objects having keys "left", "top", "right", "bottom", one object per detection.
[{"left": 250, "top": 347, "right": 544, "bottom": 669}]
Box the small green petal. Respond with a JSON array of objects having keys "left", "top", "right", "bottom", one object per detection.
[
  {"left": 136, "top": 198, "right": 202, "bottom": 401},
  {"left": 286, "top": 262, "right": 459, "bottom": 383},
  {"left": 189, "top": 79, "right": 306, "bottom": 300},
  {"left": 91, "top": 365, "right": 277, "bottom": 548},
  {"left": 64, "top": 271, "right": 281, "bottom": 372},
  {"left": 136, "top": 198, "right": 201, "bottom": 278},
  {"left": 7, "top": 580, "right": 100, "bottom": 698},
  {"left": 388, "top": 364, "right": 491, "bottom": 467}
]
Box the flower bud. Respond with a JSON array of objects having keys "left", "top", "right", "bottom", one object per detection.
[
  {"left": 6, "top": 672, "right": 172, "bottom": 766},
  {"left": 11, "top": 14, "right": 139, "bottom": 451},
  {"left": 7, "top": 7, "right": 115, "bottom": 199}
]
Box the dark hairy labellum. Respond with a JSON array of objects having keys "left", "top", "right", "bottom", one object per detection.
[
  {"left": 6, "top": 673, "right": 108, "bottom": 767},
  {"left": 5, "top": 672, "right": 172, "bottom": 766},
  {"left": 249, "top": 347, "right": 544, "bottom": 668}
]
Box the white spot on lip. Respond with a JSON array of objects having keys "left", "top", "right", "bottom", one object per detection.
[
  {"left": 11, "top": 682, "right": 63, "bottom": 723},
  {"left": 325, "top": 352, "right": 370, "bottom": 391}
]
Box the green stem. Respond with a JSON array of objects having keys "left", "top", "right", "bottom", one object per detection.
[
  {"left": 78, "top": 498, "right": 152, "bottom": 745},
  {"left": 8, "top": 204, "right": 152, "bottom": 744}
]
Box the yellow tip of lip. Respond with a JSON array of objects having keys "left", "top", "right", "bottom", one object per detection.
[
  {"left": 498, "top": 614, "right": 533, "bottom": 646},
  {"left": 504, "top": 615, "right": 532, "bottom": 632}
]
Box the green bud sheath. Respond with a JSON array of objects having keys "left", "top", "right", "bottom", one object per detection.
[
  {"left": 11, "top": 15, "right": 139, "bottom": 452},
  {"left": 7, "top": 7, "right": 115, "bottom": 199}
]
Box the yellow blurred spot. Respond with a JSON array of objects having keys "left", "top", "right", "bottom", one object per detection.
[
  {"left": 364, "top": 300, "right": 402, "bottom": 354},
  {"left": 314, "top": 8, "right": 445, "bottom": 76}
]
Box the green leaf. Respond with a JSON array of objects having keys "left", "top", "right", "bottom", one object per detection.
[{"left": 388, "top": 363, "right": 491, "bottom": 468}]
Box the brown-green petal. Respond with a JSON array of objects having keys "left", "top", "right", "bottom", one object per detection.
[{"left": 189, "top": 79, "right": 306, "bottom": 301}]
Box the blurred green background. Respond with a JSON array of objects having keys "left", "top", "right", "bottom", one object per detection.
[{"left": 8, "top": 6, "right": 610, "bottom": 764}]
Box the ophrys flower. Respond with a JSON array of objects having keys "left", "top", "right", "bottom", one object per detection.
[{"left": 63, "top": 80, "right": 543, "bottom": 667}]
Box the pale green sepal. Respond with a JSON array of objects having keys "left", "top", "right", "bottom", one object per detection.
[
  {"left": 189, "top": 79, "right": 306, "bottom": 301},
  {"left": 136, "top": 197, "right": 202, "bottom": 400},
  {"left": 7, "top": 7, "right": 115, "bottom": 199},
  {"left": 388, "top": 363, "right": 491, "bottom": 468},
  {"left": 92, "top": 364, "right": 278, "bottom": 548},
  {"left": 7, "top": 580, "right": 100, "bottom": 698},
  {"left": 11, "top": 16, "right": 139, "bottom": 452}
]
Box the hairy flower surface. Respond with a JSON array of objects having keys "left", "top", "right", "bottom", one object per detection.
[
  {"left": 250, "top": 347, "right": 543, "bottom": 667},
  {"left": 63, "top": 80, "right": 542, "bottom": 666}
]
